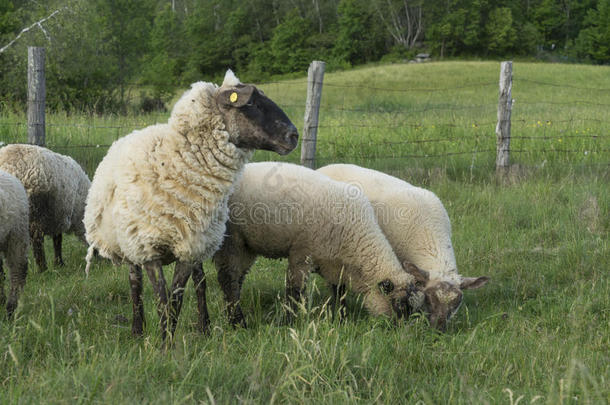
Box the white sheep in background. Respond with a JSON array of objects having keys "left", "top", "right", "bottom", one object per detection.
[
  {"left": 213, "top": 162, "right": 425, "bottom": 327},
  {"left": 317, "top": 163, "right": 489, "bottom": 331},
  {"left": 0, "top": 144, "right": 90, "bottom": 272},
  {"left": 0, "top": 170, "right": 29, "bottom": 318},
  {"left": 84, "top": 70, "right": 298, "bottom": 341}
]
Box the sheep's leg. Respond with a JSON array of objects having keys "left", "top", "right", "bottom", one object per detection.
[
  {"left": 143, "top": 260, "right": 170, "bottom": 342},
  {"left": 215, "top": 250, "right": 256, "bottom": 328},
  {"left": 5, "top": 236, "right": 28, "bottom": 318},
  {"left": 168, "top": 261, "right": 193, "bottom": 337},
  {"left": 285, "top": 253, "right": 313, "bottom": 322},
  {"left": 191, "top": 263, "right": 210, "bottom": 335},
  {"left": 52, "top": 234, "right": 64, "bottom": 266},
  {"left": 331, "top": 284, "right": 347, "bottom": 321},
  {"left": 129, "top": 264, "right": 145, "bottom": 336},
  {"left": 0, "top": 258, "right": 5, "bottom": 309},
  {"left": 31, "top": 227, "right": 47, "bottom": 272}
]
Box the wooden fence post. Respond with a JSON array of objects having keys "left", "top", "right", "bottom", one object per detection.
[
  {"left": 27, "top": 46, "right": 45, "bottom": 146},
  {"left": 301, "top": 60, "right": 325, "bottom": 169},
  {"left": 496, "top": 61, "right": 512, "bottom": 174}
]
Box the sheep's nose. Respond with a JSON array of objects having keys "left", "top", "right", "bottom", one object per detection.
[{"left": 285, "top": 126, "right": 299, "bottom": 148}]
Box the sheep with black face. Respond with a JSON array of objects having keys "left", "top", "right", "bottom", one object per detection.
[{"left": 83, "top": 70, "right": 298, "bottom": 341}]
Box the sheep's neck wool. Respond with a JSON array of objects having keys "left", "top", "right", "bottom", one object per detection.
[{"left": 84, "top": 81, "right": 251, "bottom": 265}]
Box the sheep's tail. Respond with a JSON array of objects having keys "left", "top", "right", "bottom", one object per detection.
[{"left": 84, "top": 244, "right": 95, "bottom": 278}]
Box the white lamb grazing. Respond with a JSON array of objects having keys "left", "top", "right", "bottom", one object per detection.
[
  {"left": 0, "top": 170, "right": 29, "bottom": 318},
  {"left": 213, "top": 162, "right": 425, "bottom": 327},
  {"left": 318, "top": 164, "right": 489, "bottom": 331},
  {"left": 0, "top": 144, "right": 91, "bottom": 272},
  {"left": 84, "top": 70, "right": 298, "bottom": 341}
]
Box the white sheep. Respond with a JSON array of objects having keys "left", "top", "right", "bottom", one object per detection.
[
  {"left": 317, "top": 164, "right": 489, "bottom": 331},
  {"left": 0, "top": 170, "right": 29, "bottom": 318},
  {"left": 83, "top": 70, "right": 298, "bottom": 340},
  {"left": 0, "top": 144, "right": 91, "bottom": 272},
  {"left": 213, "top": 162, "right": 425, "bottom": 327}
]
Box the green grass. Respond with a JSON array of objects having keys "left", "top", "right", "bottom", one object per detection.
[{"left": 1, "top": 61, "right": 609, "bottom": 403}]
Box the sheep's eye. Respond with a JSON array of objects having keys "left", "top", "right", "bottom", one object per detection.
[{"left": 378, "top": 279, "right": 394, "bottom": 294}]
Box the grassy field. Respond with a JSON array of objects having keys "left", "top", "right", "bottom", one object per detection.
[{"left": 0, "top": 61, "right": 609, "bottom": 403}]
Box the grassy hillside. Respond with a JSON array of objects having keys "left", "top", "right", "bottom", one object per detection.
[
  {"left": 1, "top": 61, "right": 609, "bottom": 177},
  {"left": 0, "top": 62, "right": 608, "bottom": 403}
]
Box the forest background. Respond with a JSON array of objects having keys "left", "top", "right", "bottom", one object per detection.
[{"left": 1, "top": 0, "right": 610, "bottom": 113}]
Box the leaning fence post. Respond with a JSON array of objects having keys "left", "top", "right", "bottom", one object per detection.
[
  {"left": 496, "top": 61, "right": 512, "bottom": 174},
  {"left": 301, "top": 60, "right": 325, "bottom": 169},
  {"left": 27, "top": 46, "right": 45, "bottom": 146}
]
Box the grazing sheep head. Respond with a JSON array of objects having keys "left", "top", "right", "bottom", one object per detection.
[
  {"left": 215, "top": 70, "right": 299, "bottom": 155},
  {"left": 365, "top": 270, "right": 425, "bottom": 319},
  {"left": 404, "top": 262, "right": 489, "bottom": 331}
]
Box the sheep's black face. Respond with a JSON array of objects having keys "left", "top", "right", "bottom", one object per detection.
[{"left": 216, "top": 85, "right": 299, "bottom": 155}]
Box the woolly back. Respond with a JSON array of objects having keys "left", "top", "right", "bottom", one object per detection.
[
  {"left": 235, "top": 162, "right": 407, "bottom": 286},
  {"left": 318, "top": 164, "right": 459, "bottom": 283}
]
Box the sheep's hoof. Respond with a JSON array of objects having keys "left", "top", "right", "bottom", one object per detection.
[
  {"left": 131, "top": 324, "right": 144, "bottom": 337},
  {"left": 198, "top": 323, "right": 210, "bottom": 336},
  {"left": 229, "top": 308, "right": 247, "bottom": 328}
]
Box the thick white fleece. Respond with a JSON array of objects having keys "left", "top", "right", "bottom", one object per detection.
[
  {"left": 0, "top": 144, "right": 90, "bottom": 240},
  {"left": 84, "top": 77, "right": 252, "bottom": 267},
  {"left": 216, "top": 162, "right": 416, "bottom": 316},
  {"left": 317, "top": 164, "right": 461, "bottom": 285},
  {"left": 0, "top": 170, "right": 29, "bottom": 253},
  {"left": 0, "top": 169, "right": 29, "bottom": 310}
]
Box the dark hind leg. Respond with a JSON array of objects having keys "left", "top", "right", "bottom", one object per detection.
[
  {"left": 53, "top": 234, "right": 64, "bottom": 266},
  {"left": 168, "top": 261, "right": 193, "bottom": 337},
  {"left": 5, "top": 235, "right": 28, "bottom": 318},
  {"left": 143, "top": 260, "right": 170, "bottom": 342},
  {"left": 215, "top": 251, "right": 256, "bottom": 328},
  {"left": 129, "top": 264, "right": 145, "bottom": 336},
  {"left": 191, "top": 263, "right": 210, "bottom": 335},
  {"left": 0, "top": 258, "right": 5, "bottom": 310},
  {"left": 331, "top": 284, "right": 347, "bottom": 321},
  {"left": 31, "top": 227, "right": 47, "bottom": 272}
]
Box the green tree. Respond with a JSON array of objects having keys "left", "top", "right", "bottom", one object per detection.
[
  {"left": 0, "top": 0, "right": 20, "bottom": 105},
  {"left": 94, "top": 0, "right": 153, "bottom": 108},
  {"left": 183, "top": 0, "right": 235, "bottom": 82},
  {"left": 270, "top": 9, "right": 313, "bottom": 74},
  {"left": 426, "top": 0, "right": 488, "bottom": 57},
  {"left": 486, "top": 7, "right": 517, "bottom": 55},
  {"left": 144, "top": 3, "right": 187, "bottom": 99},
  {"left": 574, "top": 0, "right": 610, "bottom": 62},
  {"left": 334, "top": 0, "right": 384, "bottom": 65},
  {"left": 0, "top": 0, "right": 18, "bottom": 38},
  {"left": 533, "top": 0, "right": 564, "bottom": 48}
]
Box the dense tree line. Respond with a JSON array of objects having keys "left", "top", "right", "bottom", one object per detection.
[{"left": 1, "top": 0, "right": 609, "bottom": 112}]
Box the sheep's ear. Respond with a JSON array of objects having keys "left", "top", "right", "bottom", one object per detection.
[
  {"left": 460, "top": 276, "right": 489, "bottom": 290},
  {"left": 222, "top": 69, "right": 241, "bottom": 86},
  {"left": 216, "top": 85, "right": 255, "bottom": 108},
  {"left": 403, "top": 262, "right": 429, "bottom": 285},
  {"left": 378, "top": 279, "right": 394, "bottom": 295}
]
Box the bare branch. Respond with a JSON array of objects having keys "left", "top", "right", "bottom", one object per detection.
[
  {"left": 0, "top": 8, "right": 64, "bottom": 54},
  {"left": 375, "top": 0, "right": 423, "bottom": 50}
]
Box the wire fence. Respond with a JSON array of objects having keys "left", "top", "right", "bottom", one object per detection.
[{"left": 1, "top": 61, "right": 609, "bottom": 178}]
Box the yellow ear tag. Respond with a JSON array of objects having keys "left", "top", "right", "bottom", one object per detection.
[{"left": 230, "top": 92, "right": 238, "bottom": 103}]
